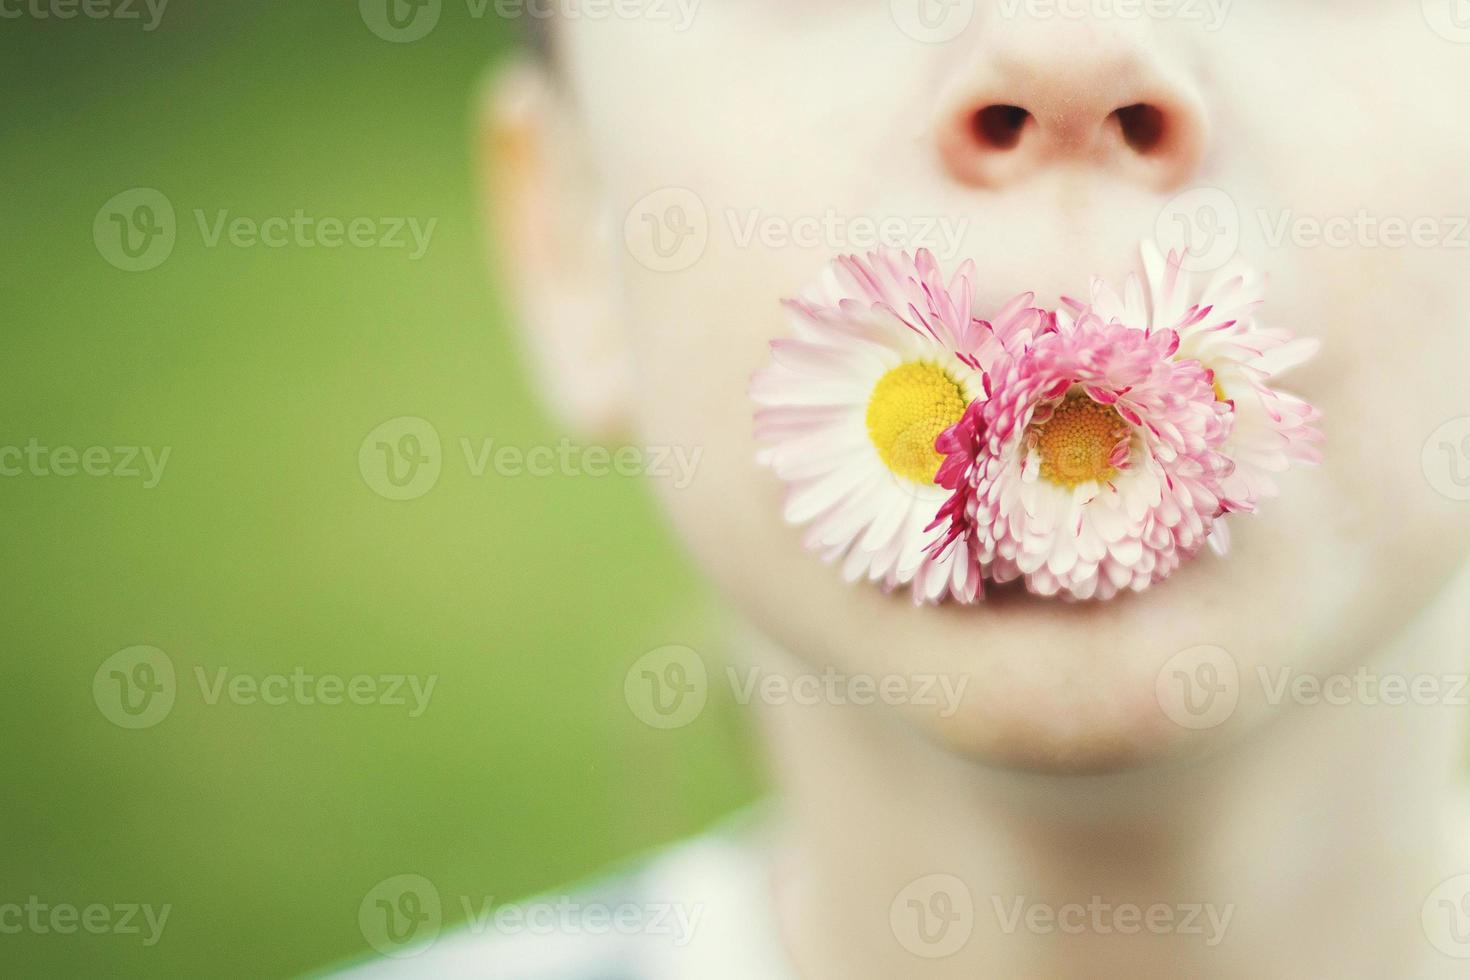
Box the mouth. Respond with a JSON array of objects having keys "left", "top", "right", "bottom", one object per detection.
[{"left": 751, "top": 243, "right": 1323, "bottom": 606}]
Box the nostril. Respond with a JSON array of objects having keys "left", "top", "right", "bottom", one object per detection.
[
  {"left": 942, "top": 90, "right": 1201, "bottom": 190},
  {"left": 1113, "top": 103, "right": 1167, "bottom": 155},
  {"left": 971, "top": 105, "right": 1030, "bottom": 151}
]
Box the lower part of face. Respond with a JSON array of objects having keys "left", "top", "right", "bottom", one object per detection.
[{"left": 563, "top": 5, "right": 1470, "bottom": 772}]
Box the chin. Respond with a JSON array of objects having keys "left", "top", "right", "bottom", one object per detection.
[
  {"left": 913, "top": 584, "right": 1278, "bottom": 774},
  {"left": 691, "top": 478, "right": 1364, "bottom": 778}
]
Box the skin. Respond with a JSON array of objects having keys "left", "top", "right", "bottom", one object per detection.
[{"left": 483, "top": 5, "right": 1470, "bottom": 977}]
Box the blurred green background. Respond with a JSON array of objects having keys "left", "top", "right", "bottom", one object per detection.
[{"left": 0, "top": 4, "right": 759, "bottom": 976}]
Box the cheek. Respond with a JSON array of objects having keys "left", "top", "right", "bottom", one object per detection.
[
  {"left": 620, "top": 241, "right": 800, "bottom": 569},
  {"left": 1267, "top": 229, "right": 1470, "bottom": 567},
  {"left": 1220, "top": 30, "right": 1470, "bottom": 566}
]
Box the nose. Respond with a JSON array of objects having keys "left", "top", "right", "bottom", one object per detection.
[{"left": 936, "top": 27, "right": 1207, "bottom": 192}]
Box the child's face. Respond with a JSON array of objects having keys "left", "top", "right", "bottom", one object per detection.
[{"left": 524, "top": 5, "right": 1470, "bottom": 771}]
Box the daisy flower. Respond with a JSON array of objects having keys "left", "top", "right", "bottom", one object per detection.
[
  {"left": 751, "top": 249, "right": 1047, "bottom": 604},
  {"left": 1068, "top": 243, "right": 1323, "bottom": 547},
  {"left": 932, "top": 313, "right": 1235, "bottom": 601}
]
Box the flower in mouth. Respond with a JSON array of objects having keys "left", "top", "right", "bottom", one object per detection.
[
  {"left": 756, "top": 243, "right": 1321, "bottom": 603},
  {"left": 1068, "top": 243, "right": 1324, "bottom": 549},
  {"left": 932, "top": 313, "right": 1234, "bottom": 601},
  {"left": 751, "top": 249, "right": 1047, "bottom": 604}
]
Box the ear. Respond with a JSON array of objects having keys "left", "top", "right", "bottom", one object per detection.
[{"left": 478, "top": 59, "right": 632, "bottom": 438}]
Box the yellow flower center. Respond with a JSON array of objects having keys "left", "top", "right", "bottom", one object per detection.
[
  {"left": 1035, "top": 391, "right": 1131, "bottom": 488},
  {"left": 866, "top": 361, "right": 967, "bottom": 484}
]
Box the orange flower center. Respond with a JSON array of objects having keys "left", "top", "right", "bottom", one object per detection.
[{"left": 1034, "top": 391, "right": 1131, "bottom": 488}]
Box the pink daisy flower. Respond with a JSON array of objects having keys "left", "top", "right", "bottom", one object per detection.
[
  {"left": 752, "top": 249, "right": 1046, "bottom": 604},
  {"left": 1068, "top": 243, "right": 1323, "bottom": 549},
  {"left": 931, "top": 313, "right": 1234, "bottom": 601}
]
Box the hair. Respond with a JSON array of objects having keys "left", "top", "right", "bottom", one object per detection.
[{"left": 525, "top": 16, "right": 553, "bottom": 63}]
